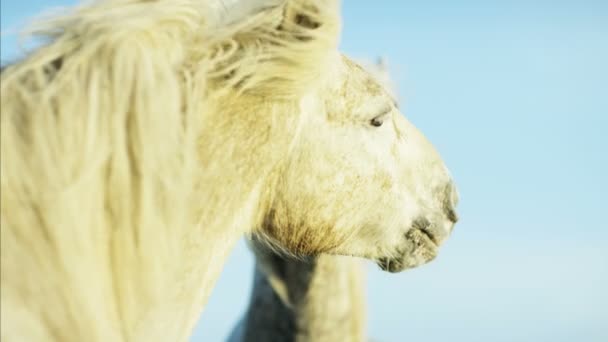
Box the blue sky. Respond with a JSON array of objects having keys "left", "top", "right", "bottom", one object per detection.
[{"left": 2, "top": 1, "right": 607, "bottom": 341}]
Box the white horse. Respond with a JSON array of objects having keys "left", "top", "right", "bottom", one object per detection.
[
  {"left": 229, "top": 58, "right": 396, "bottom": 342},
  {"left": 0, "top": 1, "right": 458, "bottom": 341}
]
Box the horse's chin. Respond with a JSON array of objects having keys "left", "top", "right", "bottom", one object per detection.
[{"left": 376, "top": 227, "right": 439, "bottom": 273}]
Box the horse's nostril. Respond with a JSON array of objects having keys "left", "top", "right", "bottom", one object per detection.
[
  {"left": 445, "top": 207, "right": 459, "bottom": 223},
  {"left": 443, "top": 182, "right": 459, "bottom": 223}
]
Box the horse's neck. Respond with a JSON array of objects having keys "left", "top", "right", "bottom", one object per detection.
[
  {"left": 241, "top": 255, "right": 366, "bottom": 342},
  {"left": 137, "top": 180, "right": 265, "bottom": 341},
  {"left": 292, "top": 256, "right": 366, "bottom": 342},
  {"left": 136, "top": 236, "right": 239, "bottom": 341}
]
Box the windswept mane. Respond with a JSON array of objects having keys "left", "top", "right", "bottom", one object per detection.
[{"left": 0, "top": 1, "right": 340, "bottom": 340}]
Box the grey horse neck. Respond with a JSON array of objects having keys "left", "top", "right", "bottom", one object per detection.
[{"left": 236, "top": 248, "right": 366, "bottom": 342}]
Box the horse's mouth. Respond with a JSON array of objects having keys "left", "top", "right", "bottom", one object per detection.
[
  {"left": 412, "top": 217, "right": 439, "bottom": 245},
  {"left": 376, "top": 227, "right": 439, "bottom": 273},
  {"left": 418, "top": 226, "right": 439, "bottom": 245}
]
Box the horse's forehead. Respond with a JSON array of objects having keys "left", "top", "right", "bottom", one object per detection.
[
  {"left": 340, "top": 56, "right": 385, "bottom": 98},
  {"left": 321, "top": 56, "right": 390, "bottom": 120}
]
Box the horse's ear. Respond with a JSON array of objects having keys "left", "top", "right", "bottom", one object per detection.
[{"left": 206, "top": 0, "right": 341, "bottom": 98}]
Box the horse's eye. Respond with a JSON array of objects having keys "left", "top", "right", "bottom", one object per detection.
[
  {"left": 370, "top": 116, "right": 385, "bottom": 127},
  {"left": 370, "top": 106, "right": 392, "bottom": 128}
]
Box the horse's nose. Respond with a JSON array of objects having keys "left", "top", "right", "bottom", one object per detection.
[{"left": 443, "top": 182, "right": 459, "bottom": 224}]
